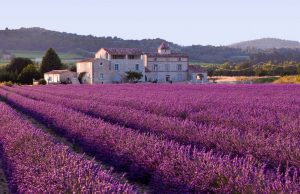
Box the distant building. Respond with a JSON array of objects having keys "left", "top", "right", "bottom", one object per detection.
[
  {"left": 44, "top": 70, "right": 77, "bottom": 84},
  {"left": 76, "top": 42, "right": 208, "bottom": 84}
]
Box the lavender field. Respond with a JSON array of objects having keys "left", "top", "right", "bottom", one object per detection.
[{"left": 0, "top": 84, "right": 300, "bottom": 193}]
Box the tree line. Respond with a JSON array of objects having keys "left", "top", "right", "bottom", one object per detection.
[
  {"left": 206, "top": 49, "right": 300, "bottom": 76},
  {"left": 0, "top": 48, "right": 64, "bottom": 84},
  {"left": 206, "top": 61, "right": 300, "bottom": 77}
]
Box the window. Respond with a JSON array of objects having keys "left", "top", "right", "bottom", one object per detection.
[
  {"left": 179, "top": 57, "right": 181, "bottom": 61},
  {"left": 128, "top": 55, "right": 135, "bottom": 59},
  {"left": 112, "top": 55, "right": 125, "bottom": 59},
  {"left": 100, "top": 62, "right": 103, "bottom": 66},
  {"left": 165, "top": 64, "right": 170, "bottom": 71},
  {"left": 154, "top": 58, "right": 157, "bottom": 61},
  {"left": 153, "top": 64, "right": 158, "bottom": 71},
  {"left": 135, "top": 64, "right": 139, "bottom": 71},
  {"left": 177, "top": 64, "right": 182, "bottom": 71},
  {"left": 100, "top": 73, "right": 104, "bottom": 80},
  {"left": 114, "top": 64, "right": 119, "bottom": 71}
]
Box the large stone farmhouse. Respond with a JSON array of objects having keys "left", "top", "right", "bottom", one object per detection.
[
  {"left": 77, "top": 48, "right": 145, "bottom": 84},
  {"left": 76, "top": 42, "right": 207, "bottom": 84}
]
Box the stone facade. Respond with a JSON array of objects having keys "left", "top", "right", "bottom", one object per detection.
[
  {"left": 77, "top": 58, "right": 112, "bottom": 84},
  {"left": 77, "top": 48, "right": 145, "bottom": 84},
  {"left": 144, "top": 43, "right": 189, "bottom": 83}
]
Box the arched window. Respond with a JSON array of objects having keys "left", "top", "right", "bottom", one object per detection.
[{"left": 196, "top": 74, "right": 204, "bottom": 80}]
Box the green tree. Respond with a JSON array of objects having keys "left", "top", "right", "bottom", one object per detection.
[
  {"left": 17, "top": 64, "right": 41, "bottom": 85},
  {"left": 126, "top": 71, "right": 143, "bottom": 82},
  {"left": 40, "top": 48, "right": 63, "bottom": 74},
  {"left": 6, "top": 57, "right": 33, "bottom": 75},
  {"left": 0, "top": 68, "right": 16, "bottom": 82}
]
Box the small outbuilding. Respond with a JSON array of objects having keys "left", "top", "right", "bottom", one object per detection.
[
  {"left": 44, "top": 70, "right": 77, "bottom": 84},
  {"left": 188, "top": 65, "right": 208, "bottom": 83}
]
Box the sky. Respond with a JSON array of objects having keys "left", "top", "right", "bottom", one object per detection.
[{"left": 0, "top": 0, "right": 300, "bottom": 46}]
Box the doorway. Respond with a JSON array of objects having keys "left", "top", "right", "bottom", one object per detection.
[{"left": 166, "top": 75, "right": 170, "bottom": 82}]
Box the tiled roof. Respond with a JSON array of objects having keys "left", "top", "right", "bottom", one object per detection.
[
  {"left": 146, "top": 52, "right": 189, "bottom": 58},
  {"left": 77, "top": 58, "right": 97, "bottom": 63},
  {"left": 44, "top": 70, "right": 74, "bottom": 75},
  {"left": 103, "top": 48, "right": 142, "bottom": 55},
  {"left": 158, "top": 42, "right": 170, "bottom": 50},
  {"left": 188, "top": 65, "right": 207, "bottom": 73}
]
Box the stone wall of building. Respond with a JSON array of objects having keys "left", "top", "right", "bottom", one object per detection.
[
  {"left": 92, "top": 59, "right": 113, "bottom": 84},
  {"left": 76, "top": 61, "right": 93, "bottom": 84},
  {"left": 109, "top": 59, "right": 145, "bottom": 82},
  {"left": 145, "top": 55, "right": 189, "bottom": 82}
]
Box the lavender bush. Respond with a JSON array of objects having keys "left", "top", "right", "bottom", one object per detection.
[
  {"left": 0, "top": 87, "right": 299, "bottom": 193},
  {"left": 0, "top": 103, "right": 136, "bottom": 194},
  {"left": 4, "top": 85, "right": 300, "bottom": 169}
]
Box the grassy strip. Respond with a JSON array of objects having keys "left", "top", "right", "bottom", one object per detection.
[{"left": 274, "top": 75, "right": 300, "bottom": 84}]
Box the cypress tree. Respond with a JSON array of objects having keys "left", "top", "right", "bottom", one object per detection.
[{"left": 40, "top": 48, "right": 63, "bottom": 74}]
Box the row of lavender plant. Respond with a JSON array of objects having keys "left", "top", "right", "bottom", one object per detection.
[
  {"left": 25, "top": 84, "right": 300, "bottom": 118},
  {"left": 0, "top": 102, "right": 137, "bottom": 194},
  {"left": 15, "top": 85, "right": 300, "bottom": 135},
  {"left": 0, "top": 88, "right": 299, "bottom": 193},
  {"left": 5, "top": 85, "right": 300, "bottom": 170},
  {"left": 24, "top": 84, "right": 300, "bottom": 137}
]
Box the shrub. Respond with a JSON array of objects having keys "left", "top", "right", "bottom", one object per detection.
[
  {"left": 0, "top": 81, "right": 14, "bottom": 87},
  {"left": 126, "top": 71, "right": 143, "bottom": 83},
  {"left": 38, "top": 79, "right": 47, "bottom": 85}
]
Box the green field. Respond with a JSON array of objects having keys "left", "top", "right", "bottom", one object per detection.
[
  {"left": 9, "top": 50, "right": 84, "bottom": 61},
  {"left": 1, "top": 50, "right": 84, "bottom": 67}
]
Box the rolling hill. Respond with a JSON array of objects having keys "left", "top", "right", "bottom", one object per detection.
[
  {"left": 0, "top": 27, "right": 247, "bottom": 63},
  {"left": 229, "top": 38, "right": 300, "bottom": 50}
]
